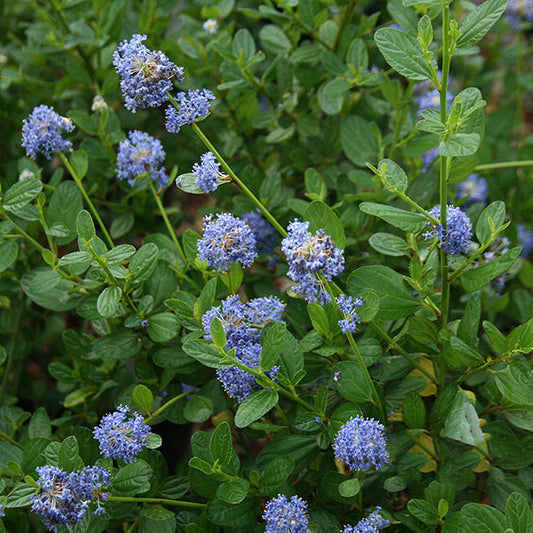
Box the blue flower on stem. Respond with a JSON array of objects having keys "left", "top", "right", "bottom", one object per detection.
[
  {"left": 336, "top": 294, "right": 364, "bottom": 333},
  {"left": 455, "top": 174, "right": 488, "bottom": 207},
  {"left": 342, "top": 508, "right": 390, "bottom": 533},
  {"left": 22, "top": 105, "right": 74, "bottom": 160},
  {"left": 116, "top": 130, "right": 168, "bottom": 188},
  {"left": 93, "top": 405, "right": 152, "bottom": 463},
  {"left": 113, "top": 34, "right": 184, "bottom": 113},
  {"left": 192, "top": 151, "right": 228, "bottom": 193},
  {"left": 425, "top": 205, "right": 472, "bottom": 255},
  {"left": 197, "top": 213, "right": 257, "bottom": 272},
  {"left": 165, "top": 89, "right": 215, "bottom": 133},
  {"left": 242, "top": 211, "right": 278, "bottom": 255},
  {"left": 263, "top": 494, "right": 310, "bottom": 533},
  {"left": 333, "top": 416, "right": 390, "bottom": 471}
]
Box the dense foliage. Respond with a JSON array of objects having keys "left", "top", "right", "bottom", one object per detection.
[{"left": 1, "top": 0, "right": 533, "bottom": 531}]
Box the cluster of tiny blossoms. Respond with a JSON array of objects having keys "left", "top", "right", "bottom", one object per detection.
[
  {"left": 425, "top": 205, "right": 472, "bottom": 255},
  {"left": 93, "top": 405, "right": 152, "bottom": 463},
  {"left": 242, "top": 211, "right": 278, "bottom": 255},
  {"left": 263, "top": 494, "right": 309, "bottom": 533},
  {"left": 505, "top": 0, "right": 533, "bottom": 27},
  {"left": 342, "top": 509, "right": 390, "bottom": 533},
  {"left": 333, "top": 416, "right": 390, "bottom": 471},
  {"left": 192, "top": 151, "right": 227, "bottom": 193},
  {"left": 31, "top": 465, "right": 110, "bottom": 531},
  {"left": 165, "top": 89, "right": 215, "bottom": 134},
  {"left": 116, "top": 130, "right": 168, "bottom": 188},
  {"left": 282, "top": 220, "right": 344, "bottom": 303},
  {"left": 203, "top": 295, "right": 285, "bottom": 401},
  {"left": 413, "top": 76, "right": 453, "bottom": 118},
  {"left": 197, "top": 213, "right": 258, "bottom": 272},
  {"left": 22, "top": 105, "right": 74, "bottom": 160},
  {"left": 455, "top": 174, "right": 488, "bottom": 207},
  {"left": 112, "top": 34, "right": 184, "bottom": 112},
  {"left": 518, "top": 224, "right": 533, "bottom": 258},
  {"left": 336, "top": 294, "right": 364, "bottom": 334}
]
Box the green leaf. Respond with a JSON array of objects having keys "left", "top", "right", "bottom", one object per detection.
[
  {"left": 439, "top": 133, "right": 481, "bottom": 157},
  {"left": 260, "top": 322, "right": 287, "bottom": 372},
  {"left": 67, "top": 110, "right": 98, "bottom": 134},
  {"left": 348, "top": 265, "right": 420, "bottom": 320},
  {"left": 259, "top": 456, "right": 295, "bottom": 492},
  {"left": 139, "top": 506, "right": 175, "bottom": 533},
  {"left": 28, "top": 407, "right": 52, "bottom": 440},
  {"left": 461, "top": 502, "right": 505, "bottom": 533},
  {"left": 235, "top": 390, "right": 279, "bottom": 428},
  {"left": 133, "top": 385, "right": 154, "bottom": 414},
  {"left": 58, "top": 251, "right": 91, "bottom": 265},
  {"left": 216, "top": 478, "right": 249, "bottom": 504},
  {"left": 233, "top": 28, "right": 256, "bottom": 62},
  {"left": 505, "top": 492, "right": 533, "bottom": 533},
  {"left": 441, "top": 390, "right": 484, "bottom": 446},
  {"left": 359, "top": 202, "right": 428, "bottom": 233},
  {"left": 304, "top": 200, "right": 346, "bottom": 249},
  {"left": 46, "top": 181, "right": 83, "bottom": 245},
  {"left": 456, "top": 0, "right": 509, "bottom": 49},
  {"left": 461, "top": 247, "right": 521, "bottom": 293},
  {"left": 188, "top": 456, "right": 214, "bottom": 474},
  {"left": 97, "top": 286, "right": 122, "bottom": 318},
  {"left": 93, "top": 333, "right": 141, "bottom": 360},
  {"left": 6, "top": 484, "right": 36, "bottom": 508},
  {"left": 210, "top": 318, "right": 227, "bottom": 348},
  {"left": 449, "top": 336, "right": 484, "bottom": 367},
  {"left": 407, "top": 499, "right": 439, "bottom": 526},
  {"left": 495, "top": 367, "right": 533, "bottom": 406},
  {"left": 29, "top": 269, "right": 61, "bottom": 293},
  {"left": 508, "top": 318, "right": 533, "bottom": 355},
  {"left": 129, "top": 243, "right": 159, "bottom": 282},
  {"left": 205, "top": 498, "right": 257, "bottom": 528},
  {"left": 403, "top": 391, "right": 426, "bottom": 429},
  {"left": 184, "top": 395, "right": 214, "bottom": 423},
  {"left": 476, "top": 201, "right": 506, "bottom": 244},
  {"left": 368, "top": 233, "right": 409, "bottom": 257},
  {"left": 76, "top": 210, "right": 96, "bottom": 240},
  {"left": 182, "top": 340, "right": 233, "bottom": 369},
  {"left": 341, "top": 116, "right": 379, "bottom": 167},
  {"left": 338, "top": 478, "right": 360, "bottom": 497},
  {"left": 483, "top": 321, "right": 508, "bottom": 353},
  {"left": 458, "top": 292, "right": 481, "bottom": 347},
  {"left": 259, "top": 25, "right": 292, "bottom": 54},
  {"left": 105, "top": 244, "right": 136, "bottom": 264},
  {"left": 378, "top": 158, "right": 408, "bottom": 193},
  {"left": 418, "top": 15, "right": 433, "bottom": 48},
  {"left": 374, "top": 28, "right": 435, "bottom": 81},
  {"left": 177, "top": 172, "right": 212, "bottom": 194},
  {"left": 3, "top": 178, "right": 42, "bottom": 211},
  {"left": 69, "top": 150, "right": 89, "bottom": 179},
  {"left": 307, "top": 304, "right": 330, "bottom": 337},
  {"left": 58, "top": 436, "right": 84, "bottom": 471},
  {"left": 0, "top": 241, "right": 18, "bottom": 272},
  {"left": 332, "top": 361, "right": 373, "bottom": 403},
  {"left": 113, "top": 460, "right": 152, "bottom": 495},
  {"left": 347, "top": 38, "right": 369, "bottom": 71},
  {"left": 210, "top": 422, "right": 233, "bottom": 466},
  {"left": 147, "top": 312, "right": 180, "bottom": 342}
]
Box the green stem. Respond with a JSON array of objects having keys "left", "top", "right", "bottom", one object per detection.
[
  {"left": 394, "top": 189, "right": 440, "bottom": 225},
  {"left": 0, "top": 213, "right": 47, "bottom": 255},
  {"left": 146, "top": 177, "right": 186, "bottom": 263},
  {"left": 275, "top": 404, "right": 290, "bottom": 426},
  {"left": 59, "top": 153, "right": 114, "bottom": 249},
  {"left": 474, "top": 160, "right": 533, "bottom": 171},
  {"left": 371, "top": 323, "right": 438, "bottom": 384},
  {"left": 406, "top": 430, "right": 439, "bottom": 462},
  {"left": 0, "top": 431, "right": 23, "bottom": 450},
  {"left": 187, "top": 120, "right": 287, "bottom": 237},
  {"left": 108, "top": 496, "right": 205, "bottom": 509},
  {"left": 333, "top": 0, "right": 355, "bottom": 52},
  {"left": 145, "top": 389, "right": 199, "bottom": 423}
]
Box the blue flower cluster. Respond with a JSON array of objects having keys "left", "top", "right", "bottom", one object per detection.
[
  {"left": 0, "top": 503, "right": 4, "bottom": 517},
  {"left": 421, "top": 146, "right": 439, "bottom": 173},
  {"left": 416, "top": 89, "right": 453, "bottom": 117},
  {"left": 31, "top": 465, "right": 110, "bottom": 531},
  {"left": 518, "top": 224, "right": 533, "bottom": 258},
  {"left": 336, "top": 294, "right": 364, "bottom": 333},
  {"left": 333, "top": 416, "right": 390, "bottom": 471},
  {"left": 197, "top": 213, "right": 258, "bottom": 272},
  {"left": 192, "top": 151, "right": 226, "bottom": 193},
  {"left": 263, "top": 494, "right": 309, "bottom": 533},
  {"left": 22, "top": 105, "right": 74, "bottom": 160},
  {"left": 165, "top": 89, "right": 215, "bottom": 133},
  {"left": 93, "top": 405, "right": 152, "bottom": 463},
  {"left": 281, "top": 220, "right": 344, "bottom": 303},
  {"left": 116, "top": 130, "right": 168, "bottom": 188},
  {"left": 112, "top": 34, "right": 184, "bottom": 113},
  {"left": 455, "top": 174, "right": 488, "bottom": 207},
  {"left": 203, "top": 295, "right": 285, "bottom": 401},
  {"left": 242, "top": 211, "right": 278, "bottom": 255},
  {"left": 425, "top": 205, "right": 472, "bottom": 255},
  {"left": 505, "top": 0, "right": 533, "bottom": 27},
  {"left": 342, "top": 508, "right": 390, "bottom": 533}
]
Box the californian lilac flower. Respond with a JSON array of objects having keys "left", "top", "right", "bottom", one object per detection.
[
  {"left": 22, "top": 105, "right": 74, "bottom": 160},
  {"left": 203, "top": 19, "right": 219, "bottom": 34},
  {"left": 332, "top": 370, "right": 342, "bottom": 382},
  {"left": 455, "top": 174, "right": 488, "bottom": 207},
  {"left": 242, "top": 211, "right": 278, "bottom": 255},
  {"left": 518, "top": 225, "right": 533, "bottom": 258},
  {"left": 425, "top": 205, "right": 472, "bottom": 255},
  {"left": 0, "top": 503, "right": 4, "bottom": 517},
  {"left": 141, "top": 319, "right": 150, "bottom": 327},
  {"left": 336, "top": 294, "right": 364, "bottom": 334},
  {"left": 192, "top": 151, "right": 228, "bottom": 193},
  {"left": 77, "top": 466, "right": 110, "bottom": 517},
  {"left": 113, "top": 34, "right": 184, "bottom": 113},
  {"left": 416, "top": 89, "right": 453, "bottom": 118},
  {"left": 197, "top": 213, "right": 257, "bottom": 272},
  {"left": 19, "top": 169, "right": 35, "bottom": 181},
  {"left": 422, "top": 146, "right": 439, "bottom": 173},
  {"left": 263, "top": 494, "right": 309, "bottom": 533},
  {"left": 165, "top": 89, "right": 215, "bottom": 133},
  {"left": 93, "top": 405, "right": 152, "bottom": 463},
  {"left": 333, "top": 416, "right": 390, "bottom": 471},
  {"left": 202, "top": 295, "right": 285, "bottom": 401},
  {"left": 342, "top": 508, "right": 390, "bottom": 533},
  {"left": 281, "top": 220, "right": 344, "bottom": 303},
  {"left": 116, "top": 130, "right": 168, "bottom": 188},
  {"left": 505, "top": 0, "right": 533, "bottom": 27},
  {"left": 91, "top": 95, "right": 108, "bottom": 113}
]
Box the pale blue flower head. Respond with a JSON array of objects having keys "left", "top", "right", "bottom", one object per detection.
[
  {"left": 425, "top": 205, "right": 472, "bottom": 255},
  {"left": 263, "top": 494, "right": 310, "bottom": 533},
  {"left": 336, "top": 294, "right": 364, "bottom": 333},
  {"left": 455, "top": 174, "right": 488, "bottom": 207},
  {"left": 242, "top": 211, "right": 278, "bottom": 255},
  {"left": 165, "top": 89, "right": 215, "bottom": 133},
  {"left": 342, "top": 508, "right": 390, "bottom": 533}
]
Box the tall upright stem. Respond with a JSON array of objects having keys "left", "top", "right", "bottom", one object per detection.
[{"left": 59, "top": 153, "right": 114, "bottom": 249}]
